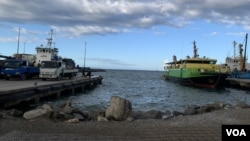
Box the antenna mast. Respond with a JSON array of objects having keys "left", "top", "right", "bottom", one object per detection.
[{"left": 47, "top": 29, "right": 53, "bottom": 48}]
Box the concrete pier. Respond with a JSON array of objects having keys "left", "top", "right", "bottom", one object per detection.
[
  {"left": 0, "top": 75, "right": 103, "bottom": 109},
  {"left": 225, "top": 78, "right": 250, "bottom": 89}
]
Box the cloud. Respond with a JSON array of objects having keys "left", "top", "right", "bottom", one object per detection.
[
  {"left": 203, "top": 32, "right": 219, "bottom": 36},
  {"left": 0, "top": 0, "right": 250, "bottom": 36},
  {"left": 226, "top": 32, "right": 247, "bottom": 37},
  {"left": 88, "top": 58, "right": 135, "bottom": 66}
]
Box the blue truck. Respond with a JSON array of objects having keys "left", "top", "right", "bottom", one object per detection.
[
  {"left": 0, "top": 60, "right": 4, "bottom": 79},
  {"left": 0, "top": 55, "right": 13, "bottom": 79},
  {"left": 1, "top": 59, "right": 40, "bottom": 80}
]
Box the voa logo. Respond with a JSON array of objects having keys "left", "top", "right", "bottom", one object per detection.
[{"left": 226, "top": 129, "right": 246, "bottom": 136}]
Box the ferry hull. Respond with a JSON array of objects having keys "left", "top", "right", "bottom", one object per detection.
[{"left": 164, "top": 74, "right": 228, "bottom": 89}]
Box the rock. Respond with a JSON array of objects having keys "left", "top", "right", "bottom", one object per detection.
[
  {"left": 197, "top": 106, "right": 208, "bottom": 114},
  {"left": 172, "top": 111, "right": 184, "bottom": 116},
  {"left": 66, "top": 118, "right": 80, "bottom": 123},
  {"left": 145, "top": 110, "right": 163, "bottom": 119},
  {"left": 235, "top": 101, "right": 250, "bottom": 108},
  {"left": 42, "top": 104, "right": 53, "bottom": 111},
  {"left": 63, "top": 105, "right": 73, "bottom": 114},
  {"left": 224, "top": 103, "right": 233, "bottom": 109},
  {"left": 105, "top": 96, "right": 132, "bottom": 121},
  {"left": 23, "top": 109, "right": 50, "bottom": 120},
  {"left": 204, "top": 104, "right": 216, "bottom": 112},
  {"left": 73, "top": 113, "right": 85, "bottom": 121},
  {"left": 6, "top": 109, "right": 23, "bottom": 117},
  {"left": 88, "top": 110, "right": 105, "bottom": 120},
  {"left": 73, "top": 109, "right": 88, "bottom": 118},
  {"left": 51, "top": 110, "right": 73, "bottom": 121},
  {"left": 126, "top": 116, "right": 134, "bottom": 122},
  {"left": 132, "top": 111, "right": 147, "bottom": 119},
  {"left": 162, "top": 110, "right": 172, "bottom": 120},
  {"left": 97, "top": 115, "right": 108, "bottom": 122},
  {"left": 185, "top": 105, "right": 198, "bottom": 115},
  {"left": 132, "top": 110, "right": 163, "bottom": 119},
  {"left": 51, "top": 111, "right": 64, "bottom": 120},
  {"left": 59, "top": 100, "right": 72, "bottom": 109},
  {"left": 213, "top": 102, "right": 224, "bottom": 110}
]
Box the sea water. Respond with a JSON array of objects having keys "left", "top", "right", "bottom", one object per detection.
[{"left": 53, "top": 69, "right": 250, "bottom": 112}]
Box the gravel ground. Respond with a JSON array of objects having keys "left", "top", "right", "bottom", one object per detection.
[{"left": 0, "top": 108, "right": 250, "bottom": 141}]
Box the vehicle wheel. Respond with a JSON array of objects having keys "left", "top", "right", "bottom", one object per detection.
[
  {"left": 4, "top": 76, "right": 9, "bottom": 80},
  {"left": 57, "top": 75, "right": 62, "bottom": 81},
  {"left": 21, "top": 74, "right": 27, "bottom": 80},
  {"left": 69, "top": 74, "right": 73, "bottom": 79}
]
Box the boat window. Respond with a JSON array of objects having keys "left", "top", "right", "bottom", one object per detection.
[
  {"left": 185, "top": 60, "right": 217, "bottom": 64},
  {"left": 210, "top": 61, "right": 215, "bottom": 64}
]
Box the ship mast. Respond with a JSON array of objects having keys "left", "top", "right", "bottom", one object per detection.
[
  {"left": 239, "top": 44, "right": 244, "bottom": 71},
  {"left": 47, "top": 29, "right": 53, "bottom": 48},
  {"left": 193, "top": 41, "right": 198, "bottom": 58},
  {"left": 243, "top": 33, "right": 248, "bottom": 71},
  {"left": 232, "top": 40, "right": 237, "bottom": 58}
]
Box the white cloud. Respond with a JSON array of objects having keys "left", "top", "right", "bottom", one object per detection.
[
  {"left": 226, "top": 32, "right": 247, "bottom": 37},
  {"left": 0, "top": 0, "right": 249, "bottom": 36},
  {"left": 203, "top": 32, "right": 219, "bottom": 36},
  {"left": 88, "top": 57, "right": 135, "bottom": 66}
]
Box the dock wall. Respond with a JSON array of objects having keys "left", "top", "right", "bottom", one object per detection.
[
  {"left": 0, "top": 76, "right": 103, "bottom": 109},
  {"left": 225, "top": 78, "right": 250, "bottom": 89}
]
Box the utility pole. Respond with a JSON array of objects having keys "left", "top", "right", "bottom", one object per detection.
[
  {"left": 84, "top": 42, "right": 87, "bottom": 68},
  {"left": 17, "top": 28, "right": 21, "bottom": 54},
  {"left": 23, "top": 41, "right": 26, "bottom": 53}
]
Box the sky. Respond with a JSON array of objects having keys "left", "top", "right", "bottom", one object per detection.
[{"left": 0, "top": 0, "right": 250, "bottom": 70}]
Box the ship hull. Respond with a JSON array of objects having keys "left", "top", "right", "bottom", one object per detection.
[
  {"left": 163, "top": 68, "right": 229, "bottom": 89},
  {"left": 164, "top": 74, "right": 228, "bottom": 88},
  {"left": 230, "top": 71, "right": 250, "bottom": 79}
]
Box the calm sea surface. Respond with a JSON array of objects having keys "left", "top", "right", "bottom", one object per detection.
[{"left": 53, "top": 69, "right": 250, "bottom": 112}]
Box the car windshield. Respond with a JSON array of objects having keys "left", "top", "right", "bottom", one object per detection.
[
  {"left": 4, "top": 61, "right": 22, "bottom": 68},
  {"left": 41, "top": 61, "right": 59, "bottom": 68}
]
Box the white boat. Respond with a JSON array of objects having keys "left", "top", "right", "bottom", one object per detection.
[
  {"left": 225, "top": 40, "right": 250, "bottom": 72},
  {"left": 35, "top": 30, "right": 60, "bottom": 66}
]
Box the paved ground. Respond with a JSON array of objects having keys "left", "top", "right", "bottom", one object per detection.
[
  {"left": 0, "top": 108, "right": 250, "bottom": 141},
  {"left": 0, "top": 127, "right": 220, "bottom": 141},
  {"left": 0, "top": 73, "right": 90, "bottom": 92}
]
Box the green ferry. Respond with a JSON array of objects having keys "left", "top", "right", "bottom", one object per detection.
[{"left": 163, "top": 41, "right": 230, "bottom": 88}]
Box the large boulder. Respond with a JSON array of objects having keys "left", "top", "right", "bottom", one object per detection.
[
  {"left": 23, "top": 108, "right": 51, "bottom": 120},
  {"left": 105, "top": 96, "right": 132, "bottom": 121}
]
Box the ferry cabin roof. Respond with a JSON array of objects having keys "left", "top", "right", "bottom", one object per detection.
[{"left": 166, "top": 58, "right": 217, "bottom": 65}]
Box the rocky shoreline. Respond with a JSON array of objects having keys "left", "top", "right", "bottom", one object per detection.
[
  {"left": 1, "top": 96, "right": 250, "bottom": 140},
  {"left": 1, "top": 96, "right": 250, "bottom": 123}
]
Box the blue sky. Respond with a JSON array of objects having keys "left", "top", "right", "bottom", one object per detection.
[{"left": 0, "top": 0, "right": 249, "bottom": 70}]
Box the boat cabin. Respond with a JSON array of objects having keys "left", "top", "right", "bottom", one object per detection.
[
  {"left": 35, "top": 30, "right": 59, "bottom": 66},
  {"left": 35, "top": 47, "right": 59, "bottom": 66}
]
